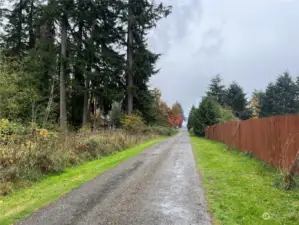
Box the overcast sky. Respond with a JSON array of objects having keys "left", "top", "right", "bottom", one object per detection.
[{"left": 148, "top": 0, "right": 299, "bottom": 115}]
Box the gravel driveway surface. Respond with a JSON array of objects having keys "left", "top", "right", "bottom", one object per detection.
[{"left": 17, "top": 130, "right": 211, "bottom": 225}]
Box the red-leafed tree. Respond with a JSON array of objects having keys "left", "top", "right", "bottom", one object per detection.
[
  {"left": 168, "top": 102, "right": 184, "bottom": 128},
  {"left": 168, "top": 113, "right": 182, "bottom": 128}
]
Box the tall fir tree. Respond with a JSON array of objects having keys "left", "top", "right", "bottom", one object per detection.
[
  {"left": 207, "top": 74, "right": 226, "bottom": 106},
  {"left": 273, "top": 72, "right": 297, "bottom": 115},
  {"left": 225, "top": 82, "right": 251, "bottom": 120},
  {"left": 260, "top": 72, "right": 297, "bottom": 117},
  {"left": 123, "top": 0, "right": 171, "bottom": 114},
  {"left": 187, "top": 105, "right": 196, "bottom": 131},
  {"left": 192, "top": 97, "right": 220, "bottom": 136},
  {"left": 0, "top": 0, "right": 172, "bottom": 130},
  {"left": 259, "top": 83, "right": 276, "bottom": 117}
]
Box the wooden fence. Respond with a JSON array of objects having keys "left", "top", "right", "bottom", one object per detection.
[{"left": 205, "top": 114, "right": 299, "bottom": 171}]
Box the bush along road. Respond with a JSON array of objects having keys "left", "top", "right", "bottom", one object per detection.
[
  {"left": 0, "top": 136, "right": 164, "bottom": 224},
  {"left": 6, "top": 130, "right": 211, "bottom": 225}
]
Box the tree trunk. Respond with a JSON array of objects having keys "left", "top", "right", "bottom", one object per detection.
[
  {"left": 16, "top": 0, "right": 23, "bottom": 54},
  {"left": 74, "top": 20, "right": 87, "bottom": 127},
  {"left": 59, "top": 14, "right": 68, "bottom": 131},
  {"left": 127, "top": 1, "right": 133, "bottom": 114},
  {"left": 82, "top": 21, "right": 95, "bottom": 127},
  {"left": 42, "top": 79, "right": 55, "bottom": 128},
  {"left": 28, "top": 0, "right": 35, "bottom": 49},
  {"left": 93, "top": 95, "right": 97, "bottom": 133},
  {"left": 82, "top": 78, "right": 89, "bottom": 127}
]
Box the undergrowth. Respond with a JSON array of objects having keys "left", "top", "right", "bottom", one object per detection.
[
  {"left": 273, "top": 170, "right": 299, "bottom": 190},
  {"left": 0, "top": 125, "right": 176, "bottom": 196},
  {"left": 0, "top": 138, "right": 166, "bottom": 225}
]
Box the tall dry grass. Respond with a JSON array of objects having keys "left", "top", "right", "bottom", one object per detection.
[{"left": 0, "top": 130, "right": 161, "bottom": 196}]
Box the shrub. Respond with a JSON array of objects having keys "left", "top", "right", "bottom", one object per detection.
[
  {"left": 78, "top": 125, "right": 92, "bottom": 135},
  {"left": 0, "top": 118, "right": 27, "bottom": 143},
  {"left": 218, "top": 106, "right": 238, "bottom": 122},
  {"left": 150, "top": 125, "right": 177, "bottom": 136},
  {"left": 120, "top": 114, "right": 150, "bottom": 134},
  {"left": 0, "top": 182, "right": 13, "bottom": 196},
  {"left": 0, "top": 130, "right": 157, "bottom": 196},
  {"left": 0, "top": 63, "right": 39, "bottom": 121},
  {"left": 109, "top": 102, "right": 122, "bottom": 128},
  {"left": 273, "top": 172, "right": 299, "bottom": 191}
]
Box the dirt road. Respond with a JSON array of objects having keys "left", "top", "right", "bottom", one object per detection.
[{"left": 17, "top": 130, "right": 211, "bottom": 225}]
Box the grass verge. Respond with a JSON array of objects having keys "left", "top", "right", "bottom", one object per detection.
[
  {"left": 190, "top": 136, "right": 299, "bottom": 225},
  {"left": 0, "top": 137, "right": 166, "bottom": 225}
]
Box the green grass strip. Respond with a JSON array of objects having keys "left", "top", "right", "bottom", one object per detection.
[
  {"left": 0, "top": 137, "right": 167, "bottom": 225},
  {"left": 190, "top": 136, "right": 299, "bottom": 225}
]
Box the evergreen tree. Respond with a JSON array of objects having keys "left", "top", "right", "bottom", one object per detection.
[
  {"left": 0, "top": 0, "right": 172, "bottom": 130},
  {"left": 187, "top": 105, "right": 196, "bottom": 131},
  {"left": 193, "top": 97, "right": 221, "bottom": 136},
  {"left": 260, "top": 72, "right": 297, "bottom": 117},
  {"left": 124, "top": 0, "right": 171, "bottom": 114},
  {"left": 0, "top": 0, "right": 44, "bottom": 57},
  {"left": 259, "top": 83, "right": 276, "bottom": 117},
  {"left": 273, "top": 72, "right": 297, "bottom": 115},
  {"left": 1, "top": 0, "right": 26, "bottom": 56},
  {"left": 69, "top": 0, "right": 125, "bottom": 127},
  {"left": 58, "top": 1, "right": 70, "bottom": 130},
  {"left": 1, "top": 0, "right": 58, "bottom": 124},
  {"left": 132, "top": 46, "right": 160, "bottom": 122},
  {"left": 225, "top": 82, "right": 250, "bottom": 119},
  {"left": 207, "top": 74, "right": 226, "bottom": 106}
]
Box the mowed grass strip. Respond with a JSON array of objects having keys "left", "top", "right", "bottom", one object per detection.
[
  {"left": 0, "top": 137, "right": 166, "bottom": 225},
  {"left": 190, "top": 136, "right": 299, "bottom": 225}
]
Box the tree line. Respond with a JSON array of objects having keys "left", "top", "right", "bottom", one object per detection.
[
  {"left": 188, "top": 72, "right": 299, "bottom": 136},
  {"left": 0, "top": 0, "right": 185, "bottom": 131}
]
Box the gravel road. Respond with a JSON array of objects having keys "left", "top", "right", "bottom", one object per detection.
[{"left": 17, "top": 130, "right": 211, "bottom": 225}]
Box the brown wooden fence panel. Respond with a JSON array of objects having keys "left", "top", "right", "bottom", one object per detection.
[{"left": 205, "top": 114, "right": 299, "bottom": 171}]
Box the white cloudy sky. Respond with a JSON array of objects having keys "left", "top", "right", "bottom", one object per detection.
[{"left": 148, "top": 0, "right": 299, "bottom": 115}]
